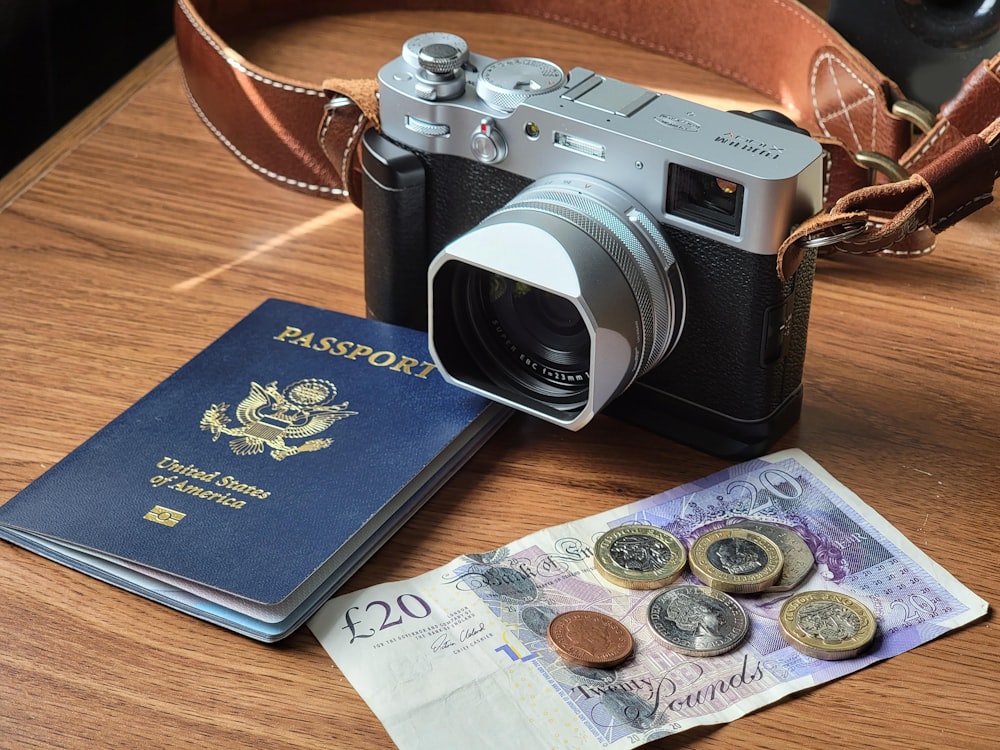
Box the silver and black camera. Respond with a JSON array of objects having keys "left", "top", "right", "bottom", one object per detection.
[{"left": 362, "top": 33, "right": 824, "bottom": 458}]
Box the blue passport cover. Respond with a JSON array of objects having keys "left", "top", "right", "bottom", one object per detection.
[{"left": 0, "top": 299, "right": 508, "bottom": 640}]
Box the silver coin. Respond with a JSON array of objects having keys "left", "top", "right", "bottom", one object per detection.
[
  {"left": 731, "top": 520, "right": 815, "bottom": 591},
  {"left": 647, "top": 584, "right": 749, "bottom": 657}
]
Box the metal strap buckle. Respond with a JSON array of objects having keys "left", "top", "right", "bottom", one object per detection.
[{"left": 854, "top": 99, "right": 936, "bottom": 183}]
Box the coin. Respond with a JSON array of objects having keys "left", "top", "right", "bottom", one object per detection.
[
  {"left": 594, "top": 524, "right": 687, "bottom": 590},
  {"left": 778, "top": 590, "right": 877, "bottom": 660},
  {"left": 688, "top": 527, "right": 784, "bottom": 593},
  {"left": 546, "top": 610, "right": 634, "bottom": 669},
  {"left": 647, "top": 584, "right": 749, "bottom": 657},
  {"left": 731, "top": 520, "right": 814, "bottom": 591}
]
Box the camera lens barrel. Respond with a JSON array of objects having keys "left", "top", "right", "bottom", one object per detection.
[{"left": 428, "top": 174, "right": 685, "bottom": 430}]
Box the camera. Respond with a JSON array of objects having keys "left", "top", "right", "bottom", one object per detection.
[{"left": 362, "top": 33, "right": 824, "bottom": 458}]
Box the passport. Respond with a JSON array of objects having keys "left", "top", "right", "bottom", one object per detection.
[{"left": 0, "top": 299, "right": 508, "bottom": 641}]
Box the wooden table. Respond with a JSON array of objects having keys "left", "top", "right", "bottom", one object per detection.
[{"left": 1, "top": 9, "right": 996, "bottom": 749}]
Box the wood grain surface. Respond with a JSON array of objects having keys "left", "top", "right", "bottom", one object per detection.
[{"left": 1, "top": 8, "right": 997, "bottom": 750}]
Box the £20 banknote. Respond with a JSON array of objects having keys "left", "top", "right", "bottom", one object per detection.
[{"left": 308, "top": 449, "right": 988, "bottom": 749}]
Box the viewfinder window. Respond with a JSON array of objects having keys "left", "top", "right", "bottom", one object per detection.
[{"left": 666, "top": 164, "right": 744, "bottom": 235}]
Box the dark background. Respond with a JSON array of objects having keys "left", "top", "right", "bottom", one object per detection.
[{"left": 0, "top": 0, "right": 174, "bottom": 176}]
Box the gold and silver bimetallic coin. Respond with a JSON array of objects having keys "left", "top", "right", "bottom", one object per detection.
[
  {"left": 594, "top": 524, "right": 687, "bottom": 590},
  {"left": 647, "top": 584, "right": 749, "bottom": 657},
  {"left": 778, "top": 590, "right": 877, "bottom": 660},
  {"left": 731, "top": 520, "right": 815, "bottom": 591},
  {"left": 688, "top": 527, "right": 784, "bottom": 593}
]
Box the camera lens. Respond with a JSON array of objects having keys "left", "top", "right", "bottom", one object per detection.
[
  {"left": 453, "top": 268, "right": 591, "bottom": 405},
  {"left": 428, "top": 174, "right": 685, "bottom": 429}
]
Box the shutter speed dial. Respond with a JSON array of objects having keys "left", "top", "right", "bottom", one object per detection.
[{"left": 476, "top": 57, "right": 566, "bottom": 112}]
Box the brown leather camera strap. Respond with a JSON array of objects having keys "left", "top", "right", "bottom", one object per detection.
[{"left": 174, "top": 0, "right": 1000, "bottom": 278}]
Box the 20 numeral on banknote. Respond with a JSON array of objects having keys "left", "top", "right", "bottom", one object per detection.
[{"left": 342, "top": 594, "right": 433, "bottom": 643}]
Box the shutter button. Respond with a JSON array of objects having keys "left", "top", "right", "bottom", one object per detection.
[{"left": 411, "top": 38, "right": 468, "bottom": 101}]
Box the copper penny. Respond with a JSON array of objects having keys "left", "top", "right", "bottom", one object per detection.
[{"left": 546, "top": 610, "right": 634, "bottom": 669}]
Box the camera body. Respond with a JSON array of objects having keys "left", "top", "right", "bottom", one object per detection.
[{"left": 363, "top": 33, "right": 824, "bottom": 458}]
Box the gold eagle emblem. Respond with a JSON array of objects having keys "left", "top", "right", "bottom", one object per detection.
[{"left": 200, "top": 378, "right": 356, "bottom": 460}]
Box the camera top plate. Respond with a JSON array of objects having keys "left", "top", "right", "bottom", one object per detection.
[{"left": 378, "top": 36, "right": 824, "bottom": 256}]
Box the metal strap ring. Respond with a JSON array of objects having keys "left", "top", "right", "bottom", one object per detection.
[
  {"left": 855, "top": 151, "right": 911, "bottom": 183},
  {"left": 891, "top": 99, "right": 936, "bottom": 135},
  {"left": 796, "top": 219, "right": 869, "bottom": 249},
  {"left": 324, "top": 96, "right": 354, "bottom": 111}
]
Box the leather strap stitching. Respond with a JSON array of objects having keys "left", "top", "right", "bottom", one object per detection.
[
  {"left": 811, "top": 51, "right": 877, "bottom": 151},
  {"left": 182, "top": 77, "right": 344, "bottom": 195},
  {"left": 930, "top": 194, "right": 993, "bottom": 232},
  {"left": 177, "top": 1, "right": 326, "bottom": 97},
  {"left": 903, "top": 120, "right": 952, "bottom": 168}
]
